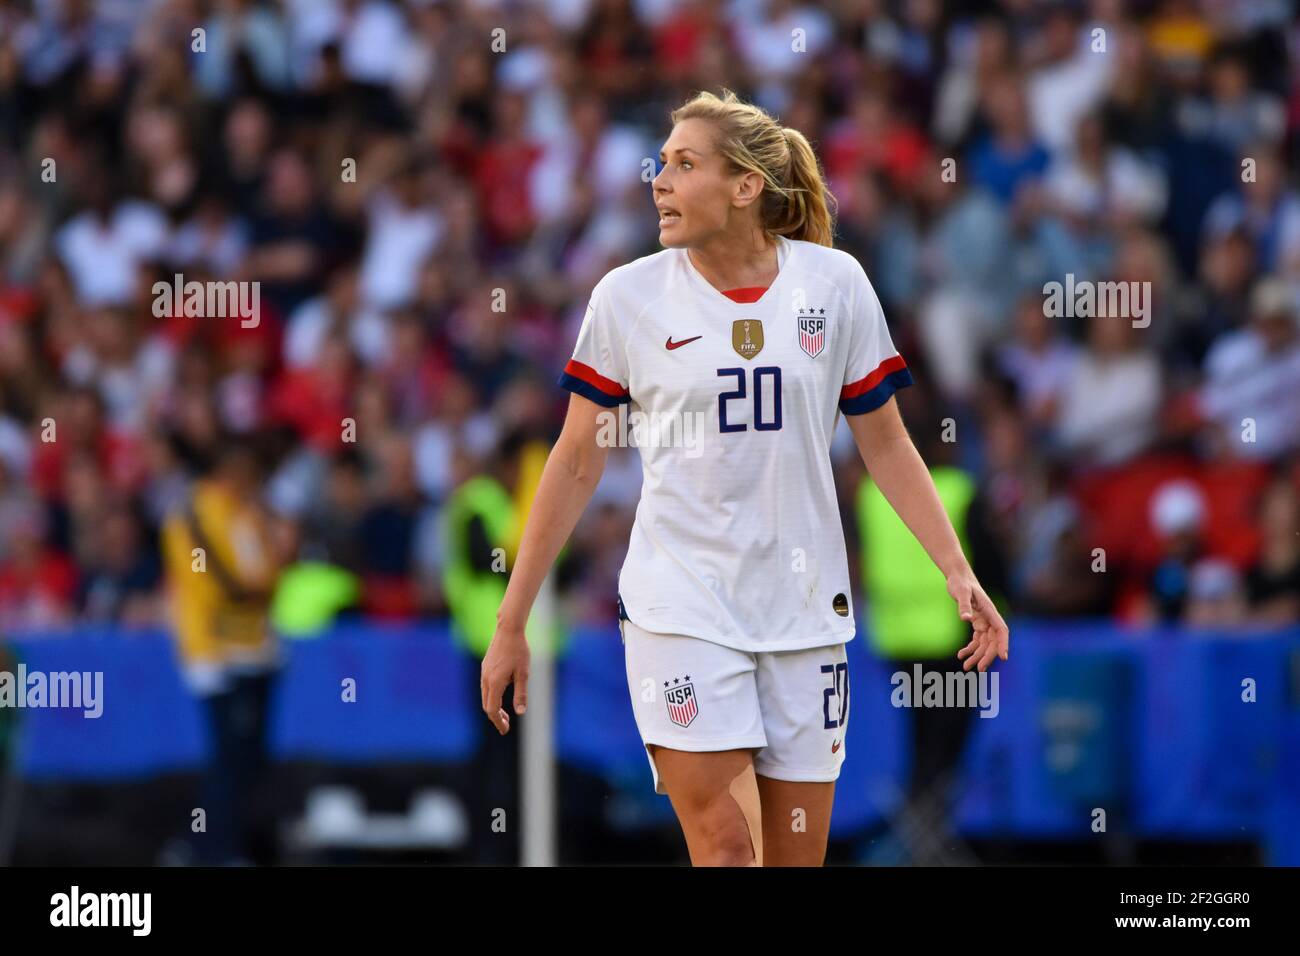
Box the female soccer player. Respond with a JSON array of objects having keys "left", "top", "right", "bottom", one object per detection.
[{"left": 480, "top": 89, "right": 1009, "bottom": 866}]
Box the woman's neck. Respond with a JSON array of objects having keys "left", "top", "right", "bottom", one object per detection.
[{"left": 687, "top": 230, "right": 780, "bottom": 292}]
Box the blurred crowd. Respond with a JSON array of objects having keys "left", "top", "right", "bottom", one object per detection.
[{"left": 0, "top": 0, "right": 1297, "bottom": 636}]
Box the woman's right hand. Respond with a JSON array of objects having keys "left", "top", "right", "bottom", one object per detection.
[
  {"left": 477, "top": 394, "right": 611, "bottom": 734},
  {"left": 481, "top": 623, "right": 530, "bottom": 735}
]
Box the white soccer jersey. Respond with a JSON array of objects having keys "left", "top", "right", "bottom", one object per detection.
[{"left": 558, "top": 235, "right": 913, "bottom": 651}]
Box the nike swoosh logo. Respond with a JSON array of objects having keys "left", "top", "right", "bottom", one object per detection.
[
  {"left": 665, "top": 335, "right": 702, "bottom": 350},
  {"left": 831, "top": 740, "right": 841, "bottom": 753}
]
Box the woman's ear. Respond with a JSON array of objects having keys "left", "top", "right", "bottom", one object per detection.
[{"left": 732, "top": 169, "right": 765, "bottom": 208}]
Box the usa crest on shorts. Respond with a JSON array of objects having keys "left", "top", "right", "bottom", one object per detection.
[
  {"left": 797, "top": 307, "right": 827, "bottom": 358},
  {"left": 664, "top": 677, "right": 698, "bottom": 727}
]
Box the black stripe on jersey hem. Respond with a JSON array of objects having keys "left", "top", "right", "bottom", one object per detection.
[
  {"left": 557, "top": 372, "right": 630, "bottom": 407},
  {"left": 839, "top": 367, "right": 914, "bottom": 415}
]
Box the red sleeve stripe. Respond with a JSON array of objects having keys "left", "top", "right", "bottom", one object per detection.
[
  {"left": 563, "top": 359, "right": 628, "bottom": 398},
  {"left": 842, "top": 354, "right": 909, "bottom": 399}
]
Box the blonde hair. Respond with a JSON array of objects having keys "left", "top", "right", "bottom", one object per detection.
[{"left": 670, "top": 89, "right": 836, "bottom": 247}]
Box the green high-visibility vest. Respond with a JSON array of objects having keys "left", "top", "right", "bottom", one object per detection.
[
  {"left": 443, "top": 477, "right": 515, "bottom": 659},
  {"left": 271, "top": 562, "right": 361, "bottom": 637},
  {"left": 856, "top": 466, "right": 975, "bottom": 660},
  {"left": 442, "top": 476, "right": 568, "bottom": 659}
]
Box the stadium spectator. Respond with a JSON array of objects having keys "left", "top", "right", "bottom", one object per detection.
[
  {"left": 995, "top": 293, "right": 1078, "bottom": 435},
  {"left": 1201, "top": 146, "right": 1300, "bottom": 275},
  {"left": 1245, "top": 474, "right": 1300, "bottom": 626},
  {"left": 1183, "top": 557, "right": 1248, "bottom": 629},
  {"left": 161, "top": 434, "right": 286, "bottom": 864},
  {"left": 1143, "top": 478, "right": 1209, "bottom": 624},
  {"left": 0, "top": 502, "right": 75, "bottom": 630},
  {"left": 1199, "top": 277, "right": 1300, "bottom": 460},
  {"left": 76, "top": 500, "right": 162, "bottom": 624},
  {"left": 1053, "top": 308, "right": 1162, "bottom": 467},
  {"left": 967, "top": 71, "right": 1051, "bottom": 206},
  {"left": 1025, "top": 5, "right": 1115, "bottom": 152}
]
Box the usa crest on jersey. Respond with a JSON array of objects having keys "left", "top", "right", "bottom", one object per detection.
[
  {"left": 664, "top": 679, "right": 698, "bottom": 727},
  {"left": 797, "top": 309, "right": 827, "bottom": 358}
]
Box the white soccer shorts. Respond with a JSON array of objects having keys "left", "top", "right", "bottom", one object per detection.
[{"left": 620, "top": 617, "right": 850, "bottom": 795}]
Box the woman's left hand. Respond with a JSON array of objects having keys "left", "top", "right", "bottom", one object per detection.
[{"left": 947, "top": 571, "right": 1010, "bottom": 672}]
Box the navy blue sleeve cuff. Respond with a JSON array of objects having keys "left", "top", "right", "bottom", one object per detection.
[{"left": 839, "top": 367, "right": 914, "bottom": 415}]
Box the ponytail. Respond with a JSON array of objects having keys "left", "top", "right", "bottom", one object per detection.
[{"left": 772, "top": 126, "right": 835, "bottom": 247}]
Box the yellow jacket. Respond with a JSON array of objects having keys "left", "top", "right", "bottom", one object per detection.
[{"left": 162, "top": 480, "right": 280, "bottom": 673}]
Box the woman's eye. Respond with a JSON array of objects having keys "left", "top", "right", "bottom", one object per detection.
[{"left": 680, "top": 162, "right": 692, "bottom": 170}]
